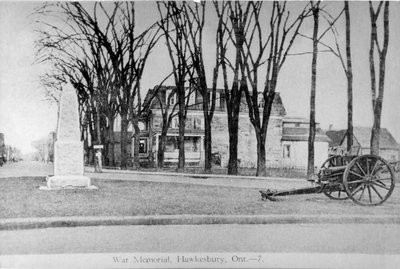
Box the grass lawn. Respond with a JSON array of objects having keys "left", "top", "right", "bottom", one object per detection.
[{"left": 0, "top": 177, "right": 399, "bottom": 219}]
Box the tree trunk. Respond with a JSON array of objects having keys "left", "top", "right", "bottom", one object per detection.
[
  {"left": 94, "top": 108, "right": 102, "bottom": 172},
  {"left": 157, "top": 127, "right": 168, "bottom": 168},
  {"left": 203, "top": 113, "right": 212, "bottom": 173},
  {"left": 95, "top": 109, "right": 102, "bottom": 145},
  {"left": 83, "top": 127, "right": 89, "bottom": 165},
  {"left": 226, "top": 89, "right": 242, "bottom": 175},
  {"left": 201, "top": 81, "right": 213, "bottom": 173},
  {"left": 120, "top": 109, "right": 129, "bottom": 169},
  {"left": 256, "top": 132, "right": 267, "bottom": 177},
  {"left": 177, "top": 84, "right": 186, "bottom": 171},
  {"left": 307, "top": 3, "right": 319, "bottom": 179},
  {"left": 226, "top": 62, "right": 243, "bottom": 175},
  {"left": 132, "top": 118, "right": 141, "bottom": 170},
  {"left": 371, "top": 110, "right": 381, "bottom": 156},
  {"left": 107, "top": 118, "right": 115, "bottom": 167},
  {"left": 88, "top": 115, "right": 96, "bottom": 165},
  {"left": 345, "top": 1, "right": 354, "bottom": 152},
  {"left": 227, "top": 116, "right": 239, "bottom": 175},
  {"left": 369, "top": 1, "right": 389, "bottom": 156}
]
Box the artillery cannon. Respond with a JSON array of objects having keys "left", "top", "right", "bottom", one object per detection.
[{"left": 260, "top": 154, "right": 396, "bottom": 206}]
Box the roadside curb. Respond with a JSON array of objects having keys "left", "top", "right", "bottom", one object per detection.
[
  {"left": 1, "top": 214, "right": 399, "bottom": 231},
  {"left": 84, "top": 167, "right": 306, "bottom": 182}
]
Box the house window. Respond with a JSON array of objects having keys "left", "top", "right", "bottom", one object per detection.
[
  {"left": 153, "top": 117, "right": 162, "bottom": 128},
  {"left": 138, "top": 121, "right": 146, "bottom": 131},
  {"left": 170, "top": 118, "right": 179, "bottom": 128},
  {"left": 166, "top": 89, "right": 176, "bottom": 106},
  {"left": 209, "top": 92, "right": 220, "bottom": 108},
  {"left": 165, "top": 136, "right": 178, "bottom": 152},
  {"left": 188, "top": 91, "right": 196, "bottom": 106},
  {"left": 283, "top": 144, "right": 291, "bottom": 159},
  {"left": 258, "top": 93, "right": 265, "bottom": 108},
  {"left": 193, "top": 116, "right": 202, "bottom": 129},
  {"left": 139, "top": 139, "right": 148, "bottom": 154},
  {"left": 184, "top": 137, "right": 199, "bottom": 152},
  {"left": 185, "top": 116, "right": 193, "bottom": 129}
]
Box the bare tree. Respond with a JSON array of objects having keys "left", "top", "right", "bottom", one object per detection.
[
  {"left": 212, "top": 1, "right": 250, "bottom": 175},
  {"left": 156, "top": 87, "right": 178, "bottom": 168},
  {"left": 157, "top": 2, "right": 193, "bottom": 171},
  {"left": 36, "top": 52, "right": 103, "bottom": 164},
  {"left": 36, "top": 2, "right": 160, "bottom": 169},
  {"left": 146, "top": 85, "right": 183, "bottom": 168},
  {"left": 344, "top": 1, "right": 353, "bottom": 152},
  {"left": 240, "top": 1, "right": 310, "bottom": 176},
  {"left": 318, "top": 2, "right": 353, "bottom": 152},
  {"left": 307, "top": 1, "right": 321, "bottom": 179},
  {"left": 369, "top": 1, "right": 389, "bottom": 155},
  {"left": 301, "top": 1, "right": 345, "bottom": 178},
  {"left": 178, "top": 2, "right": 224, "bottom": 173}
]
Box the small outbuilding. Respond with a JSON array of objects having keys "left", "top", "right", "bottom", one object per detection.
[
  {"left": 281, "top": 117, "right": 330, "bottom": 169},
  {"left": 326, "top": 127, "right": 399, "bottom": 163}
]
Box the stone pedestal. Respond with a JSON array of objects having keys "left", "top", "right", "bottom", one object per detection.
[{"left": 41, "top": 84, "right": 95, "bottom": 190}]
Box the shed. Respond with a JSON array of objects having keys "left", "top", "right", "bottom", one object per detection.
[
  {"left": 281, "top": 117, "right": 330, "bottom": 169},
  {"left": 341, "top": 127, "right": 399, "bottom": 163}
]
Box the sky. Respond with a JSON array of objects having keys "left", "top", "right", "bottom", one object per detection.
[{"left": 0, "top": 1, "right": 399, "bottom": 154}]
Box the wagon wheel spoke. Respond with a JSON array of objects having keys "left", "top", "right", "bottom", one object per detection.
[
  {"left": 356, "top": 162, "right": 367, "bottom": 176},
  {"left": 350, "top": 184, "right": 364, "bottom": 196},
  {"left": 321, "top": 157, "right": 350, "bottom": 201},
  {"left": 375, "top": 177, "right": 392, "bottom": 182},
  {"left": 370, "top": 185, "right": 383, "bottom": 200},
  {"left": 349, "top": 171, "right": 365, "bottom": 179},
  {"left": 373, "top": 179, "right": 388, "bottom": 187},
  {"left": 370, "top": 160, "right": 380, "bottom": 175},
  {"left": 359, "top": 185, "right": 366, "bottom": 200},
  {"left": 373, "top": 166, "right": 389, "bottom": 176},
  {"left": 373, "top": 181, "right": 391, "bottom": 191},
  {"left": 367, "top": 186, "right": 373, "bottom": 203},
  {"left": 366, "top": 158, "right": 370, "bottom": 174},
  {"left": 344, "top": 154, "right": 395, "bottom": 206},
  {"left": 347, "top": 179, "right": 365, "bottom": 184}
]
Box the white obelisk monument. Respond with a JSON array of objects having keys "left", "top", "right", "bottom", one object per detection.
[{"left": 42, "top": 84, "right": 95, "bottom": 189}]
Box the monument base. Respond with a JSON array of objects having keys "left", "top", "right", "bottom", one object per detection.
[{"left": 39, "top": 175, "right": 97, "bottom": 190}]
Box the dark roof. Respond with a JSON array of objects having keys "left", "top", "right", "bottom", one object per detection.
[
  {"left": 325, "top": 127, "right": 399, "bottom": 150},
  {"left": 351, "top": 127, "right": 399, "bottom": 149},
  {"left": 270, "top": 93, "right": 286, "bottom": 117},
  {"left": 143, "top": 86, "right": 286, "bottom": 117},
  {"left": 282, "top": 127, "right": 330, "bottom": 142},
  {"left": 326, "top": 130, "right": 347, "bottom": 147},
  {"left": 143, "top": 85, "right": 175, "bottom": 110}
]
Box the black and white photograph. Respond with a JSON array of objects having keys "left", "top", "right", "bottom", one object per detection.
[{"left": 0, "top": 1, "right": 399, "bottom": 268}]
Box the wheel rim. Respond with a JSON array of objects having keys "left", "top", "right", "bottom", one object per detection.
[
  {"left": 320, "top": 156, "right": 349, "bottom": 200},
  {"left": 323, "top": 188, "right": 349, "bottom": 200},
  {"left": 343, "top": 154, "right": 396, "bottom": 206}
]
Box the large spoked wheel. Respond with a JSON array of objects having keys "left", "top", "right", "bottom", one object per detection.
[
  {"left": 320, "top": 156, "right": 349, "bottom": 200},
  {"left": 343, "top": 154, "right": 396, "bottom": 206}
]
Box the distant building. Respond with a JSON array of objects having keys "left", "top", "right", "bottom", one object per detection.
[
  {"left": 325, "top": 129, "right": 347, "bottom": 155},
  {"left": 0, "top": 133, "right": 5, "bottom": 160},
  {"left": 111, "top": 86, "right": 330, "bottom": 169},
  {"left": 281, "top": 117, "right": 330, "bottom": 169},
  {"left": 326, "top": 127, "right": 399, "bottom": 163}
]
